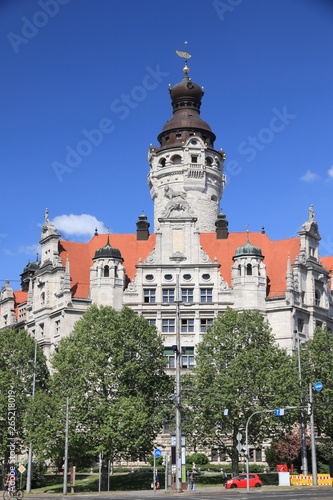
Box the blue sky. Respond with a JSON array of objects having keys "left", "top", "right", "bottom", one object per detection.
[{"left": 1, "top": 0, "right": 333, "bottom": 287}]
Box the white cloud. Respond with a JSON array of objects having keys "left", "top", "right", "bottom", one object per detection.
[
  {"left": 328, "top": 165, "right": 333, "bottom": 178},
  {"left": 51, "top": 214, "right": 108, "bottom": 236},
  {"left": 300, "top": 170, "right": 321, "bottom": 182},
  {"left": 18, "top": 244, "right": 40, "bottom": 256}
]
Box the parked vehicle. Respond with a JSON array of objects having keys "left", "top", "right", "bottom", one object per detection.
[{"left": 225, "top": 473, "right": 262, "bottom": 489}]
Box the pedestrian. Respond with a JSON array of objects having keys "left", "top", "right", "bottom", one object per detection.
[
  {"left": 221, "top": 468, "right": 227, "bottom": 483},
  {"left": 189, "top": 473, "right": 194, "bottom": 490},
  {"left": 155, "top": 474, "right": 160, "bottom": 489}
]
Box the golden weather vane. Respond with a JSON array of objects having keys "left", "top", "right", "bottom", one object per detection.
[{"left": 176, "top": 40, "right": 191, "bottom": 60}]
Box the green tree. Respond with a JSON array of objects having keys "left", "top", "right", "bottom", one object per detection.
[
  {"left": 301, "top": 327, "right": 333, "bottom": 439},
  {"left": 183, "top": 308, "right": 299, "bottom": 474},
  {"left": 0, "top": 328, "right": 49, "bottom": 466},
  {"left": 28, "top": 305, "right": 173, "bottom": 468}
]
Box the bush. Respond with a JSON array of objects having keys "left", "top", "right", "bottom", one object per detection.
[{"left": 186, "top": 453, "right": 209, "bottom": 466}]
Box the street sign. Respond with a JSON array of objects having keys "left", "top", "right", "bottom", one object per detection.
[
  {"left": 236, "top": 432, "right": 242, "bottom": 442},
  {"left": 154, "top": 448, "right": 162, "bottom": 458},
  {"left": 18, "top": 465, "right": 26, "bottom": 474},
  {"left": 314, "top": 381, "right": 323, "bottom": 391},
  {"left": 236, "top": 443, "right": 243, "bottom": 453},
  {"left": 275, "top": 408, "right": 285, "bottom": 416}
]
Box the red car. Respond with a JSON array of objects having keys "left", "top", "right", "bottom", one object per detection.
[{"left": 225, "top": 473, "right": 262, "bottom": 489}]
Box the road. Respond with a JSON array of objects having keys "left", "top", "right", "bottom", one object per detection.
[{"left": 27, "top": 487, "right": 333, "bottom": 500}]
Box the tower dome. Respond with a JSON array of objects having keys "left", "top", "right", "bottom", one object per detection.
[
  {"left": 157, "top": 63, "right": 216, "bottom": 149},
  {"left": 93, "top": 235, "right": 123, "bottom": 262},
  {"left": 234, "top": 239, "right": 263, "bottom": 259}
]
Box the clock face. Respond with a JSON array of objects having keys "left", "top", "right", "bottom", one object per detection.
[{"left": 170, "top": 435, "right": 186, "bottom": 446}]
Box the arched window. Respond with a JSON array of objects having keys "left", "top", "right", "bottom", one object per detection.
[
  {"left": 104, "top": 265, "right": 110, "bottom": 277},
  {"left": 171, "top": 154, "right": 181, "bottom": 165},
  {"left": 246, "top": 263, "right": 252, "bottom": 276},
  {"left": 238, "top": 264, "right": 241, "bottom": 276},
  {"left": 205, "top": 156, "right": 213, "bottom": 166},
  {"left": 159, "top": 157, "right": 166, "bottom": 167}
]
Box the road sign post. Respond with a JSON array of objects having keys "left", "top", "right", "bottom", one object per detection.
[
  {"left": 310, "top": 381, "right": 323, "bottom": 486},
  {"left": 153, "top": 449, "right": 162, "bottom": 492}
]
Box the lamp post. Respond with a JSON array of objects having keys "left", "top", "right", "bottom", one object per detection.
[
  {"left": 309, "top": 383, "right": 317, "bottom": 486},
  {"left": 26, "top": 336, "right": 37, "bottom": 493},
  {"left": 63, "top": 397, "right": 69, "bottom": 495},
  {"left": 175, "top": 273, "right": 182, "bottom": 493},
  {"left": 294, "top": 329, "right": 308, "bottom": 476}
]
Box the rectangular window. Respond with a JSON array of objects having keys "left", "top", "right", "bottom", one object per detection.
[
  {"left": 144, "top": 289, "right": 156, "bottom": 303},
  {"left": 181, "top": 318, "right": 194, "bottom": 333},
  {"left": 162, "top": 288, "right": 175, "bottom": 303},
  {"left": 200, "top": 318, "right": 213, "bottom": 332},
  {"left": 181, "top": 288, "right": 193, "bottom": 303},
  {"left": 164, "top": 348, "right": 175, "bottom": 369},
  {"left": 181, "top": 347, "right": 194, "bottom": 369},
  {"left": 297, "top": 318, "right": 304, "bottom": 333},
  {"left": 162, "top": 318, "right": 175, "bottom": 332},
  {"left": 200, "top": 288, "right": 213, "bottom": 303},
  {"left": 147, "top": 318, "right": 156, "bottom": 326}
]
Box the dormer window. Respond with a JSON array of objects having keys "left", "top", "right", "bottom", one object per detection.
[{"left": 191, "top": 155, "right": 198, "bottom": 163}]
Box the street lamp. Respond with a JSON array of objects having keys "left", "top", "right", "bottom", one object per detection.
[
  {"left": 63, "top": 397, "right": 69, "bottom": 495},
  {"left": 294, "top": 329, "right": 308, "bottom": 476},
  {"left": 174, "top": 273, "right": 182, "bottom": 493},
  {"left": 26, "top": 335, "right": 37, "bottom": 493}
]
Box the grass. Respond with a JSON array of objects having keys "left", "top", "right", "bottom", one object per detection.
[
  {"left": 30, "top": 471, "right": 279, "bottom": 493},
  {"left": 32, "top": 472, "right": 162, "bottom": 493}
]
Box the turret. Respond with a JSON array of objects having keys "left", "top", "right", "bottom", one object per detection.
[{"left": 90, "top": 235, "right": 125, "bottom": 310}]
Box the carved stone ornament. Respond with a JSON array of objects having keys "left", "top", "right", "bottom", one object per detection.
[
  {"left": 126, "top": 278, "right": 137, "bottom": 292},
  {"left": 219, "top": 278, "right": 229, "bottom": 290},
  {"left": 170, "top": 251, "right": 187, "bottom": 262},
  {"left": 144, "top": 250, "right": 156, "bottom": 264},
  {"left": 200, "top": 248, "right": 212, "bottom": 263},
  {"left": 161, "top": 200, "right": 194, "bottom": 218}
]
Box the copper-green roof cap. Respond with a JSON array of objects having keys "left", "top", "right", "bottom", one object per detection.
[{"left": 234, "top": 240, "right": 263, "bottom": 258}]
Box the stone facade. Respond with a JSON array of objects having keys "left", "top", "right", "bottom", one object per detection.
[{"left": 1, "top": 65, "right": 333, "bottom": 364}]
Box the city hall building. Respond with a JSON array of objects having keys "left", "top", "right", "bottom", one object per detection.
[{"left": 1, "top": 61, "right": 333, "bottom": 370}]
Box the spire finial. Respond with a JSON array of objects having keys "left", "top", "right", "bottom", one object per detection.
[
  {"left": 106, "top": 226, "right": 111, "bottom": 246},
  {"left": 245, "top": 224, "right": 250, "bottom": 241},
  {"left": 44, "top": 208, "right": 49, "bottom": 223},
  {"left": 176, "top": 41, "right": 191, "bottom": 76}
]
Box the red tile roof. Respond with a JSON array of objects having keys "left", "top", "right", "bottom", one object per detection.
[
  {"left": 200, "top": 232, "right": 301, "bottom": 298},
  {"left": 13, "top": 232, "right": 333, "bottom": 304},
  {"left": 59, "top": 234, "right": 156, "bottom": 298}
]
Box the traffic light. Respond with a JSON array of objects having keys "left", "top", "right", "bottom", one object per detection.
[
  {"left": 249, "top": 448, "right": 254, "bottom": 460},
  {"left": 307, "top": 402, "right": 312, "bottom": 415}
]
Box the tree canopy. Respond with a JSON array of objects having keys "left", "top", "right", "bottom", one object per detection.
[
  {"left": 300, "top": 326, "right": 333, "bottom": 439},
  {"left": 27, "top": 305, "right": 173, "bottom": 467},
  {"left": 0, "top": 328, "right": 49, "bottom": 465},
  {"left": 182, "top": 308, "right": 299, "bottom": 473}
]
